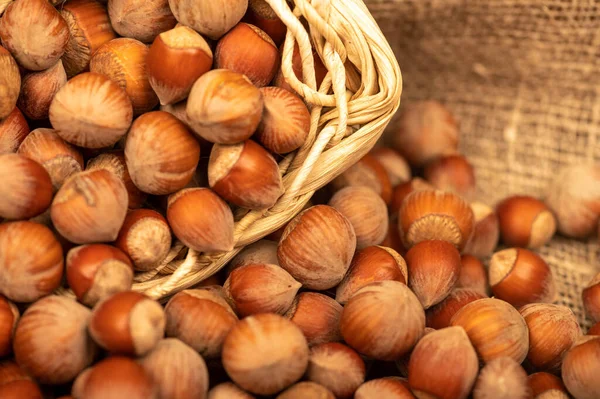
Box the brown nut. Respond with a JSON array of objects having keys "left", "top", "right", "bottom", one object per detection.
[
  {"left": 582, "top": 272, "right": 600, "bottom": 322},
  {"left": 390, "top": 177, "right": 434, "bottom": 216},
  {"left": 528, "top": 372, "right": 568, "bottom": 399},
  {"left": 168, "top": 0, "right": 247, "bottom": 40},
  {"left": 14, "top": 296, "right": 96, "bottom": 384},
  {"left": 0, "top": 360, "right": 31, "bottom": 386},
  {"left": 17, "top": 60, "right": 67, "bottom": 120},
  {"left": 108, "top": 0, "right": 176, "bottom": 43},
  {"left": 66, "top": 244, "right": 134, "bottom": 307},
  {"left": 208, "top": 382, "right": 255, "bottom": 399},
  {"left": 562, "top": 336, "right": 600, "bottom": 399},
  {"left": 0, "top": 221, "right": 63, "bottom": 302},
  {"left": 273, "top": 41, "right": 327, "bottom": 94},
  {"left": 424, "top": 154, "right": 476, "bottom": 199},
  {"left": 496, "top": 195, "right": 557, "bottom": 248},
  {"left": 370, "top": 147, "right": 411, "bottom": 187},
  {"left": 589, "top": 321, "right": 600, "bottom": 336},
  {"left": 0, "top": 46, "right": 20, "bottom": 119},
  {"left": 426, "top": 288, "right": 486, "bottom": 329},
  {"left": 278, "top": 205, "right": 356, "bottom": 290},
  {"left": 355, "top": 378, "right": 415, "bottom": 399},
  {"left": 463, "top": 201, "right": 500, "bottom": 258},
  {"left": 340, "top": 281, "right": 425, "bottom": 360},
  {"left": 277, "top": 382, "right": 334, "bottom": 399},
  {"left": 0, "top": 107, "right": 29, "bottom": 154},
  {"left": 0, "top": 379, "right": 43, "bottom": 399},
  {"left": 331, "top": 154, "right": 393, "bottom": 205},
  {"left": 222, "top": 313, "right": 310, "bottom": 396},
  {"left": 0, "top": 296, "right": 18, "bottom": 357},
  {"left": 285, "top": 292, "right": 342, "bottom": 346},
  {"left": 489, "top": 248, "right": 556, "bottom": 308},
  {"left": 227, "top": 239, "right": 279, "bottom": 273},
  {"left": 244, "top": 0, "right": 286, "bottom": 46},
  {"left": 458, "top": 254, "right": 488, "bottom": 295},
  {"left": 472, "top": 357, "right": 530, "bottom": 399}
]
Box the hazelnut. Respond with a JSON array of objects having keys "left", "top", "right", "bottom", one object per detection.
[
  {"left": 582, "top": 272, "right": 600, "bottom": 322},
  {"left": 463, "top": 201, "right": 500, "bottom": 258},
  {"left": 306, "top": 342, "right": 366, "bottom": 398},
  {"left": 277, "top": 382, "right": 334, "bottom": 399},
  {"left": 14, "top": 296, "right": 96, "bottom": 384},
  {"left": 489, "top": 248, "right": 556, "bottom": 307},
  {"left": 562, "top": 336, "right": 600, "bottom": 399},
  {"left": 340, "top": 281, "right": 425, "bottom": 360},
  {"left": 472, "top": 357, "right": 530, "bottom": 399},
  {"left": 224, "top": 263, "right": 302, "bottom": 317},
  {"left": 72, "top": 356, "right": 156, "bottom": 399},
  {"left": 390, "top": 177, "right": 434, "bottom": 216},
  {"left": 244, "top": 0, "right": 286, "bottom": 45},
  {"left": 138, "top": 338, "right": 209, "bottom": 399},
  {"left": 0, "top": 0, "right": 69, "bottom": 71},
  {"left": 520, "top": 303, "right": 581, "bottom": 371},
  {"left": 273, "top": 41, "right": 327, "bottom": 94},
  {"left": 86, "top": 150, "right": 146, "bottom": 209},
  {"left": 0, "top": 360, "right": 30, "bottom": 386},
  {"left": 399, "top": 190, "right": 474, "bottom": 250},
  {"left": 17, "top": 60, "right": 67, "bottom": 120},
  {"left": 545, "top": 164, "right": 600, "bottom": 238},
  {"left": 354, "top": 378, "right": 415, "bottom": 399},
  {"left": 335, "top": 245, "right": 408, "bottom": 304},
  {"left": 60, "top": 0, "right": 116, "bottom": 77},
  {"left": 0, "top": 379, "right": 43, "bottom": 398},
  {"left": 124, "top": 111, "right": 200, "bottom": 195},
  {"left": 18, "top": 128, "right": 84, "bottom": 191},
  {"left": 222, "top": 313, "right": 310, "bottom": 395},
  {"left": 408, "top": 326, "right": 479, "bottom": 399},
  {"left": 90, "top": 38, "right": 158, "bottom": 114},
  {"left": 284, "top": 292, "right": 343, "bottom": 346},
  {"left": 49, "top": 72, "right": 133, "bottom": 148},
  {"left": 228, "top": 239, "right": 279, "bottom": 273},
  {"left": 496, "top": 195, "right": 557, "bottom": 248},
  {"left": 254, "top": 86, "right": 310, "bottom": 154},
  {"left": 0, "top": 154, "right": 53, "bottom": 220},
  {"left": 457, "top": 254, "right": 488, "bottom": 295},
  {"left": 0, "top": 296, "right": 18, "bottom": 357},
  {"left": 0, "top": 221, "right": 63, "bottom": 302},
  {"left": 329, "top": 186, "right": 389, "bottom": 249},
  {"left": 186, "top": 69, "right": 264, "bottom": 144},
  {"left": 215, "top": 23, "right": 280, "bottom": 87},
  {"left": 208, "top": 382, "right": 255, "bottom": 399},
  {"left": 405, "top": 240, "right": 461, "bottom": 308},
  {"left": 51, "top": 169, "right": 128, "bottom": 244},
  {"left": 528, "top": 373, "right": 568, "bottom": 398},
  {"left": 208, "top": 140, "right": 284, "bottom": 209},
  {"left": 424, "top": 154, "right": 476, "bottom": 199},
  {"left": 381, "top": 216, "right": 408, "bottom": 255},
  {"left": 167, "top": 187, "right": 235, "bottom": 252},
  {"left": 426, "top": 288, "right": 486, "bottom": 329},
  {"left": 391, "top": 101, "right": 459, "bottom": 166},
  {"left": 589, "top": 321, "right": 600, "bottom": 335},
  {"left": 450, "top": 297, "right": 530, "bottom": 363},
  {"left": 278, "top": 205, "right": 356, "bottom": 290},
  {"left": 331, "top": 154, "right": 393, "bottom": 204},
  {"left": 0, "top": 45, "right": 20, "bottom": 120},
  {"left": 165, "top": 288, "right": 238, "bottom": 359},
  {"left": 0, "top": 107, "right": 29, "bottom": 154},
  {"left": 66, "top": 244, "right": 134, "bottom": 307},
  {"left": 168, "top": 0, "right": 247, "bottom": 40},
  {"left": 147, "top": 25, "right": 213, "bottom": 105},
  {"left": 108, "top": 0, "right": 176, "bottom": 43},
  {"left": 370, "top": 147, "right": 412, "bottom": 187}
]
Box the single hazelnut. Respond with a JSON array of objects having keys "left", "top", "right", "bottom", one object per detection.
[
  {"left": 187, "top": 69, "right": 264, "bottom": 144},
  {"left": 108, "top": 0, "right": 176, "bottom": 43},
  {"left": 463, "top": 201, "right": 500, "bottom": 258},
  {"left": 0, "top": 45, "right": 20, "bottom": 120},
  {"left": 49, "top": 72, "right": 133, "bottom": 148},
  {"left": 0, "top": 379, "right": 43, "bottom": 398},
  {"left": 306, "top": 342, "right": 366, "bottom": 398},
  {"left": 208, "top": 382, "right": 255, "bottom": 399},
  {"left": 244, "top": 0, "right": 286, "bottom": 45},
  {"left": 528, "top": 372, "right": 568, "bottom": 399},
  {"left": 284, "top": 292, "right": 343, "bottom": 346},
  {"left": 426, "top": 288, "right": 486, "bottom": 329},
  {"left": 408, "top": 326, "right": 479, "bottom": 399},
  {"left": 51, "top": 169, "right": 128, "bottom": 243},
  {"left": 450, "top": 298, "right": 530, "bottom": 363},
  {"left": 60, "top": 0, "right": 116, "bottom": 77},
  {"left": 72, "top": 356, "right": 157, "bottom": 399},
  {"left": 355, "top": 378, "right": 415, "bottom": 399},
  {"left": 489, "top": 248, "right": 556, "bottom": 307},
  {"left": 399, "top": 190, "right": 474, "bottom": 250},
  {"left": 0, "top": 221, "right": 63, "bottom": 302},
  {"left": 457, "top": 254, "right": 488, "bottom": 295},
  {"left": 424, "top": 154, "right": 476, "bottom": 199},
  {"left": 86, "top": 150, "right": 146, "bottom": 208},
  {"left": 472, "top": 357, "right": 530, "bottom": 399},
  {"left": 208, "top": 140, "right": 284, "bottom": 209},
  {"left": 582, "top": 272, "right": 600, "bottom": 322},
  {"left": 124, "top": 111, "right": 200, "bottom": 195},
  {"left": 0, "top": 154, "right": 53, "bottom": 220},
  {"left": 138, "top": 338, "right": 209, "bottom": 399},
  {"left": 17, "top": 60, "right": 67, "bottom": 120},
  {"left": 168, "top": 0, "right": 247, "bottom": 40},
  {"left": 277, "top": 382, "right": 334, "bottom": 399},
  {"left": 146, "top": 26, "right": 212, "bottom": 105},
  {"left": 0, "top": 0, "right": 69, "bottom": 71},
  {"left": 562, "top": 336, "right": 600, "bottom": 399},
  {"left": 278, "top": 205, "right": 356, "bottom": 290},
  {"left": 0, "top": 296, "right": 18, "bottom": 357},
  {"left": 89, "top": 291, "right": 165, "bottom": 356},
  {"left": 66, "top": 244, "right": 134, "bottom": 307},
  {"left": 14, "top": 296, "right": 96, "bottom": 384},
  {"left": 0, "top": 107, "right": 29, "bottom": 154},
  {"left": 273, "top": 41, "right": 327, "bottom": 94},
  {"left": 335, "top": 245, "right": 408, "bottom": 304},
  {"left": 340, "top": 280, "right": 425, "bottom": 360},
  {"left": 370, "top": 147, "right": 412, "bottom": 187},
  {"left": 18, "top": 128, "right": 84, "bottom": 191},
  {"left": 589, "top": 321, "right": 600, "bottom": 335},
  {"left": 167, "top": 187, "right": 235, "bottom": 252},
  {"left": 227, "top": 239, "right": 279, "bottom": 273},
  {"left": 331, "top": 154, "right": 393, "bottom": 204},
  {"left": 222, "top": 313, "right": 310, "bottom": 395},
  {"left": 90, "top": 38, "right": 158, "bottom": 114},
  {"left": 496, "top": 195, "right": 557, "bottom": 248},
  {"left": 391, "top": 101, "right": 459, "bottom": 166},
  {"left": 390, "top": 177, "right": 434, "bottom": 216}
]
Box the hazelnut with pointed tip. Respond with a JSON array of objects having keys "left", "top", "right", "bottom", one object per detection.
[
  {"left": 463, "top": 202, "right": 499, "bottom": 258},
  {"left": 390, "top": 177, "right": 434, "bottom": 216},
  {"left": 472, "top": 357, "right": 530, "bottom": 399},
  {"left": 168, "top": 0, "right": 247, "bottom": 40},
  {"left": 285, "top": 292, "right": 343, "bottom": 346},
  {"left": 528, "top": 373, "right": 568, "bottom": 399},
  {"left": 496, "top": 195, "right": 557, "bottom": 248}
]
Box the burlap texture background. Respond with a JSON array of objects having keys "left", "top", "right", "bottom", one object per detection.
[{"left": 365, "top": 0, "right": 600, "bottom": 328}]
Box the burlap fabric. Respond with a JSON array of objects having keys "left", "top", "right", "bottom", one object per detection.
[{"left": 366, "top": 0, "right": 600, "bottom": 328}]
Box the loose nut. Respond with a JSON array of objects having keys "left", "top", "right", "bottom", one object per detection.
[
  {"left": 582, "top": 272, "right": 600, "bottom": 322},
  {"left": 278, "top": 205, "right": 356, "bottom": 290},
  {"left": 222, "top": 313, "right": 310, "bottom": 396},
  {"left": 463, "top": 201, "right": 499, "bottom": 258},
  {"left": 0, "top": 379, "right": 43, "bottom": 398},
  {"left": 496, "top": 195, "right": 557, "bottom": 248},
  {"left": 331, "top": 154, "right": 393, "bottom": 204},
  {"left": 426, "top": 288, "right": 486, "bottom": 329},
  {"left": 472, "top": 357, "right": 530, "bottom": 399},
  {"left": 457, "top": 254, "right": 488, "bottom": 295},
  {"left": 244, "top": 0, "right": 286, "bottom": 45},
  {"left": 355, "top": 378, "right": 415, "bottom": 399},
  {"left": 14, "top": 296, "right": 96, "bottom": 384},
  {"left": 285, "top": 292, "right": 343, "bottom": 346},
  {"left": 0, "top": 360, "right": 30, "bottom": 386},
  {"left": 0, "top": 45, "right": 20, "bottom": 119},
  {"left": 562, "top": 336, "right": 600, "bottom": 399},
  {"left": 277, "top": 381, "right": 334, "bottom": 399},
  {"left": 273, "top": 41, "right": 327, "bottom": 94},
  {"left": 168, "top": 0, "right": 247, "bottom": 40},
  {"left": 66, "top": 244, "right": 134, "bottom": 307},
  {"left": 0, "top": 296, "right": 18, "bottom": 357},
  {"left": 108, "top": 0, "right": 176, "bottom": 43},
  {"left": 424, "top": 154, "right": 476, "bottom": 199},
  {"left": 450, "top": 297, "right": 530, "bottom": 363},
  {"left": 340, "top": 280, "right": 425, "bottom": 360},
  {"left": 0, "top": 221, "right": 63, "bottom": 302},
  {"left": 208, "top": 382, "right": 255, "bottom": 399},
  {"left": 228, "top": 239, "right": 279, "bottom": 273},
  {"left": 390, "top": 178, "right": 434, "bottom": 216},
  {"left": 17, "top": 60, "right": 67, "bottom": 120},
  {"left": 370, "top": 147, "right": 412, "bottom": 187},
  {"left": 528, "top": 372, "right": 568, "bottom": 399},
  {"left": 0, "top": 107, "right": 29, "bottom": 154},
  {"left": 51, "top": 169, "right": 128, "bottom": 244},
  {"left": 489, "top": 248, "right": 556, "bottom": 307}
]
